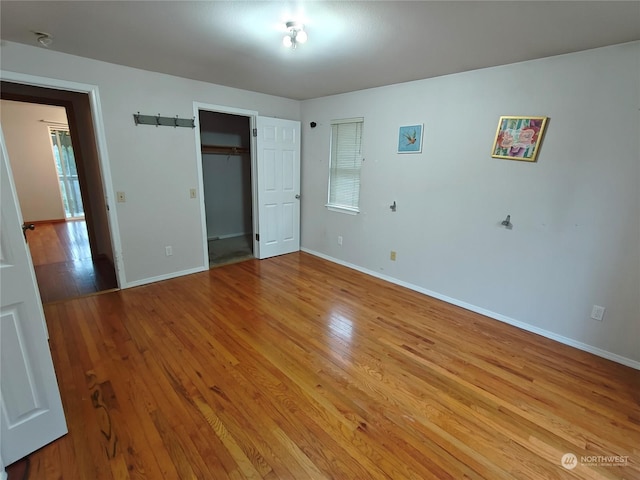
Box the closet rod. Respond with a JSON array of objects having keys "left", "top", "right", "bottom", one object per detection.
[{"left": 201, "top": 145, "right": 249, "bottom": 155}]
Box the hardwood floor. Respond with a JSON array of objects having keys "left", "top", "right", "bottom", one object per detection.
[
  {"left": 28, "top": 220, "right": 118, "bottom": 303},
  {"left": 16, "top": 253, "right": 640, "bottom": 479}
]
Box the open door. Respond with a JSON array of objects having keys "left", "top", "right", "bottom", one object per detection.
[
  {"left": 0, "top": 127, "right": 67, "bottom": 471},
  {"left": 255, "top": 117, "right": 301, "bottom": 259}
]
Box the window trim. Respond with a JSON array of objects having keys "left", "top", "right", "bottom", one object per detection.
[
  {"left": 326, "top": 117, "right": 364, "bottom": 214},
  {"left": 325, "top": 204, "right": 359, "bottom": 215}
]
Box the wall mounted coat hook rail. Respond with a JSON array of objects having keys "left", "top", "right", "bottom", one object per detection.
[{"left": 133, "top": 112, "right": 195, "bottom": 129}]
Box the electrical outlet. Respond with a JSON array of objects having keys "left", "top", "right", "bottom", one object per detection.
[
  {"left": 390, "top": 251, "right": 397, "bottom": 261},
  {"left": 338, "top": 236, "right": 343, "bottom": 246},
  {"left": 165, "top": 246, "right": 173, "bottom": 257},
  {"left": 190, "top": 188, "right": 197, "bottom": 199},
  {"left": 590, "top": 305, "right": 605, "bottom": 321},
  {"left": 117, "top": 191, "right": 126, "bottom": 203}
]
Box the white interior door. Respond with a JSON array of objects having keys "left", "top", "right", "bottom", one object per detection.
[
  {"left": 255, "top": 117, "right": 301, "bottom": 259},
  {"left": 0, "top": 128, "right": 67, "bottom": 470}
]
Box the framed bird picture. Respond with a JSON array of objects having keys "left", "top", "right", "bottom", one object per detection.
[{"left": 397, "top": 124, "right": 423, "bottom": 153}]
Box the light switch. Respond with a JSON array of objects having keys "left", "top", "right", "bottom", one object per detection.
[{"left": 590, "top": 305, "right": 605, "bottom": 321}]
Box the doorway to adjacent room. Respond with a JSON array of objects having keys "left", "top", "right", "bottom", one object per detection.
[{"left": 1, "top": 85, "right": 119, "bottom": 302}]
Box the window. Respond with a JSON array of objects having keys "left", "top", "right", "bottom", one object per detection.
[
  {"left": 327, "top": 118, "right": 364, "bottom": 213},
  {"left": 50, "top": 128, "right": 84, "bottom": 218}
]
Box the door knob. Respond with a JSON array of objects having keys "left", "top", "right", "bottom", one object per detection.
[
  {"left": 22, "top": 223, "right": 35, "bottom": 241},
  {"left": 295, "top": 194, "right": 301, "bottom": 199}
]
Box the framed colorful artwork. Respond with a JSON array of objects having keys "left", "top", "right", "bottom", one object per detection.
[
  {"left": 491, "top": 116, "right": 548, "bottom": 162},
  {"left": 397, "top": 124, "right": 423, "bottom": 153}
]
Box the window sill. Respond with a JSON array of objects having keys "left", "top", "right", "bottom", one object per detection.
[{"left": 325, "top": 205, "right": 359, "bottom": 215}]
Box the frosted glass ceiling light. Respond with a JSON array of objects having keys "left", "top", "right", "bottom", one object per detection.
[
  {"left": 283, "top": 21, "right": 307, "bottom": 49},
  {"left": 296, "top": 29, "right": 307, "bottom": 44}
]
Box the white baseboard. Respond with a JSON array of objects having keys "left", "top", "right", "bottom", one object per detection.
[
  {"left": 124, "top": 266, "right": 207, "bottom": 289},
  {"left": 208, "top": 232, "right": 250, "bottom": 241},
  {"left": 301, "top": 248, "right": 640, "bottom": 370}
]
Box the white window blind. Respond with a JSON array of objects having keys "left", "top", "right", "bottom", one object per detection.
[{"left": 327, "top": 118, "right": 364, "bottom": 213}]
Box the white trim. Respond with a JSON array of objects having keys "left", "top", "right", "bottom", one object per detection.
[
  {"left": 301, "top": 247, "right": 640, "bottom": 370},
  {"left": 192, "top": 102, "right": 259, "bottom": 270},
  {"left": 193, "top": 104, "right": 211, "bottom": 270},
  {"left": 1, "top": 70, "right": 98, "bottom": 93},
  {"left": 207, "top": 232, "right": 250, "bottom": 241},
  {"left": 0, "top": 452, "right": 7, "bottom": 480},
  {"left": 0, "top": 70, "right": 126, "bottom": 287},
  {"left": 193, "top": 103, "right": 258, "bottom": 119},
  {"left": 330, "top": 117, "right": 364, "bottom": 125},
  {"left": 250, "top": 115, "right": 260, "bottom": 260},
  {"left": 125, "top": 266, "right": 207, "bottom": 289},
  {"left": 326, "top": 205, "right": 359, "bottom": 215}
]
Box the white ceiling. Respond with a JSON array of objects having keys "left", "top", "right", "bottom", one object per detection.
[{"left": 1, "top": 1, "right": 639, "bottom": 100}]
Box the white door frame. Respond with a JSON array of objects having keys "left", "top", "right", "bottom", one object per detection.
[
  {"left": 192, "top": 102, "right": 260, "bottom": 268},
  {"left": 0, "top": 70, "right": 126, "bottom": 287}
]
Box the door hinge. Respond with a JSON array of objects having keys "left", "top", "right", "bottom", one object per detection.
[
  {"left": 255, "top": 233, "right": 260, "bottom": 241},
  {"left": 253, "top": 128, "right": 257, "bottom": 137}
]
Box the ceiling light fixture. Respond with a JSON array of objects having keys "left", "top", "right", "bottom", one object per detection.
[
  {"left": 33, "top": 31, "right": 53, "bottom": 47},
  {"left": 282, "top": 21, "right": 307, "bottom": 49}
]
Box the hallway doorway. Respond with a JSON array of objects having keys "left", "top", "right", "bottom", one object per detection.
[{"left": 1, "top": 82, "right": 120, "bottom": 302}]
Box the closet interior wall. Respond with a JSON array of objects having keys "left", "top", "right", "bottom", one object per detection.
[{"left": 198, "top": 111, "right": 253, "bottom": 262}]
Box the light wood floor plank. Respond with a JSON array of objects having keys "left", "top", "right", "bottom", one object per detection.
[
  {"left": 27, "top": 221, "right": 118, "bottom": 303},
  {"left": 12, "top": 252, "right": 639, "bottom": 480}
]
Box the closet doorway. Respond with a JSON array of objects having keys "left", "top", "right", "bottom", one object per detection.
[{"left": 198, "top": 110, "right": 254, "bottom": 267}]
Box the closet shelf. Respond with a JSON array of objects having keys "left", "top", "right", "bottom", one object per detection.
[{"left": 201, "top": 144, "right": 249, "bottom": 155}]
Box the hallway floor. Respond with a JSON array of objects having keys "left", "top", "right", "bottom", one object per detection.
[{"left": 28, "top": 220, "right": 118, "bottom": 303}]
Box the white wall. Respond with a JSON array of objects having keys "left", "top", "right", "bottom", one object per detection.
[
  {"left": 2, "top": 40, "right": 637, "bottom": 365},
  {"left": 1, "top": 100, "right": 66, "bottom": 222},
  {"left": 1, "top": 41, "right": 300, "bottom": 285},
  {"left": 300, "top": 42, "right": 640, "bottom": 365}
]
